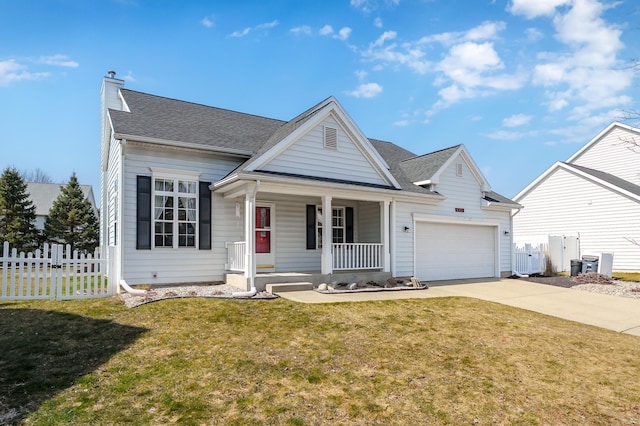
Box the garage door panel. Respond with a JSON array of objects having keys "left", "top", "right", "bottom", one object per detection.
[{"left": 415, "top": 222, "right": 496, "bottom": 281}]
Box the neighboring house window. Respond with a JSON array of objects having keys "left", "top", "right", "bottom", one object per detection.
[
  {"left": 153, "top": 178, "right": 197, "bottom": 248},
  {"left": 305, "top": 204, "right": 354, "bottom": 249},
  {"left": 136, "top": 172, "right": 211, "bottom": 250}
]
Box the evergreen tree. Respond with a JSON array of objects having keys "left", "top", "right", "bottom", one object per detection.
[
  {"left": 44, "top": 173, "right": 99, "bottom": 253},
  {"left": 0, "top": 167, "right": 41, "bottom": 252}
]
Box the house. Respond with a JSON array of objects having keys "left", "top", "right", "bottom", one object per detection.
[
  {"left": 513, "top": 122, "right": 640, "bottom": 272},
  {"left": 99, "top": 71, "right": 520, "bottom": 292},
  {"left": 27, "top": 182, "right": 98, "bottom": 230}
]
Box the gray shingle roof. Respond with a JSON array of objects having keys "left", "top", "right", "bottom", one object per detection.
[
  {"left": 398, "top": 145, "right": 461, "bottom": 183},
  {"left": 110, "top": 89, "right": 284, "bottom": 153},
  {"left": 110, "top": 89, "right": 517, "bottom": 204},
  {"left": 564, "top": 163, "right": 640, "bottom": 198}
]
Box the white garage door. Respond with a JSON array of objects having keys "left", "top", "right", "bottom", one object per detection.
[{"left": 415, "top": 222, "right": 496, "bottom": 281}]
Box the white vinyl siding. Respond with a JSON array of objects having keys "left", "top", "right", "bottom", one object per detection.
[
  {"left": 106, "top": 137, "right": 121, "bottom": 247},
  {"left": 570, "top": 126, "right": 640, "bottom": 186},
  {"left": 121, "top": 143, "right": 244, "bottom": 285},
  {"left": 513, "top": 167, "right": 640, "bottom": 271},
  {"left": 261, "top": 116, "right": 387, "bottom": 186},
  {"left": 358, "top": 201, "right": 380, "bottom": 243}
]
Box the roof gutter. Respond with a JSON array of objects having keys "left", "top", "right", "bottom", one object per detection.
[{"left": 213, "top": 172, "right": 444, "bottom": 204}]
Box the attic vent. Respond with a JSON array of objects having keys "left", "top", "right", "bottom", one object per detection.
[
  {"left": 456, "top": 162, "right": 463, "bottom": 177},
  {"left": 324, "top": 126, "right": 337, "bottom": 150}
]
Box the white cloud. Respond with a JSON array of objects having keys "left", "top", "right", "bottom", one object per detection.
[
  {"left": 465, "top": 21, "right": 506, "bottom": 41},
  {"left": 256, "top": 20, "right": 278, "bottom": 30},
  {"left": 290, "top": 25, "right": 312, "bottom": 36},
  {"left": 38, "top": 54, "right": 79, "bottom": 68},
  {"left": 230, "top": 20, "right": 278, "bottom": 38},
  {"left": 348, "top": 82, "right": 383, "bottom": 98},
  {"left": 0, "top": 59, "right": 49, "bottom": 86},
  {"left": 527, "top": 0, "right": 633, "bottom": 118},
  {"left": 393, "top": 119, "right": 409, "bottom": 126},
  {"left": 320, "top": 25, "right": 334, "bottom": 36},
  {"left": 485, "top": 130, "right": 525, "bottom": 140},
  {"left": 200, "top": 15, "right": 214, "bottom": 28},
  {"left": 525, "top": 27, "right": 544, "bottom": 41},
  {"left": 374, "top": 17, "right": 383, "bottom": 28},
  {"left": 507, "top": 0, "right": 571, "bottom": 19},
  {"left": 121, "top": 70, "right": 136, "bottom": 82},
  {"left": 503, "top": 113, "right": 532, "bottom": 127},
  {"left": 351, "top": 0, "right": 399, "bottom": 14},
  {"left": 336, "top": 27, "right": 352, "bottom": 41},
  {"left": 230, "top": 27, "right": 251, "bottom": 38}
]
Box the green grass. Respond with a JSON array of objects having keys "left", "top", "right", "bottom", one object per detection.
[
  {"left": 613, "top": 271, "right": 640, "bottom": 282},
  {"left": 1, "top": 295, "right": 639, "bottom": 425}
]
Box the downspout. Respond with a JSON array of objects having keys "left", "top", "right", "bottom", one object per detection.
[
  {"left": 120, "top": 279, "right": 147, "bottom": 295},
  {"left": 233, "top": 180, "right": 260, "bottom": 298}
]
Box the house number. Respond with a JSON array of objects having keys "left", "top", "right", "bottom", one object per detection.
[{"left": 455, "top": 208, "right": 464, "bottom": 213}]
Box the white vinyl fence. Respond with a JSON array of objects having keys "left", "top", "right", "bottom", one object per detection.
[
  {"left": 1, "top": 241, "right": 113, "bottom": 301},
  {"left": 513, "top": 243, "right": 547, "bottom": 275}
]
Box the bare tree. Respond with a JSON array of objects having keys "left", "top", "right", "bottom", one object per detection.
[{"left": 20, "top": 168, "right": 53, "bottom": 183}]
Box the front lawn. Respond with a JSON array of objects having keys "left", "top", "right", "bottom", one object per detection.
[{"left": 1, "top": 295, "right": 639, "bottom": 425}]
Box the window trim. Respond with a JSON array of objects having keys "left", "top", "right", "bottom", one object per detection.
[{"left": 150, "top": 169, "right": 201, "bottom": 249}]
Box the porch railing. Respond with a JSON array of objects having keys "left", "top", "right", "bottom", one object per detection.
[
  {"left": 225, "top": 241, "right": 246, "bottom": 272},
  {"left": 225, "top": 241, "right": 383, "bottom": 272},
  {"left": 333, "top": 243, "right": 383, "bottom": 270}
]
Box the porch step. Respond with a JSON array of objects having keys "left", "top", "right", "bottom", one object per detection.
[{"left": 266, "top": 282, "right": 314, "bottom": 294}]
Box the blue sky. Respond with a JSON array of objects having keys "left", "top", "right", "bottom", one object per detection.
[{"left": 1, "top": 0, "right": 638, "bottom": 203}]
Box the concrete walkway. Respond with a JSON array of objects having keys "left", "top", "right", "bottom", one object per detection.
[{"left": 277, "top": 278, "right": 640, "bottom": 336}]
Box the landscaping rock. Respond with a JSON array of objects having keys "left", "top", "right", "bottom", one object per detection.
[{"left": 318, "top": 283, "right": 328, "bottom": 291}]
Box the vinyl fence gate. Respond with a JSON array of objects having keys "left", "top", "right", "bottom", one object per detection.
[{"left": 1, "top": 241, "right": 113, "bottom": 301}]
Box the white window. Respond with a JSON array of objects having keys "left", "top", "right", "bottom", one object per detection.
[
  {"left": 456, "top": 162, "right": 463, "bottom": 177},
  {"left": 316, "top": 206, "right": 345, "bottom": 248},
  {"left": 153, "top": 177, "right": 198, "bottom": 248}
]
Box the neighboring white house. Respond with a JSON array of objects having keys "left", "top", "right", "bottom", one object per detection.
[
  {"left": 27, "top": 182, "right": 98, "bottom": 230},
  {"left": 513, "top": 122, "right": 640, "bottom": 272},
  {"left": 100, "top": 71, "right": 520, "bottom": 291}
]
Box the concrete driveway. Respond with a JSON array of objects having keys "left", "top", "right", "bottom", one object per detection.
[{"left": 277, "top": 278, "right": 640, "bottom": 336}]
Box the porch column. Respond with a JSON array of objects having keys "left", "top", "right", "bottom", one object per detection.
[
  {"left": 244, "top": 188, "right": 257, "bottom": 290},
  {"left": 381, "top": 200, "right": 391, "bottom": 273},
  {"left": 390, "top": 200, "right": 396, "bottom": 276},
  {"left": 321, "top": 195, "right": 332, "bottom": 275}
]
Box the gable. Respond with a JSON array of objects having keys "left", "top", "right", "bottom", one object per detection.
[
  {"left": 568, "top": 123, "right": 640, "bottom": 185},
  {"left": 243, "top": 98, "right": 400, "bottom": 188},
  {"left": 258, "top": 114, "right": 389, "bottom": 186},
  {"left": 514, "top": 161, "right": 640, "bottom": 204},
  {"left": 403, "top": 145, "right": 490, "bottom": 192}
]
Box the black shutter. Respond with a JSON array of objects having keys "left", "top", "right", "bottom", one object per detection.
[
  {"left": 199, "top": 181, "right": 212, "bottom": 250},
  {"left": 136, "top": 176, "right": 152, "bottom": 250},
  {"left": 346, "top": 207, "right": 354, "bottom": 243},
  {"left": 306, "top": 205, "right": 316, "bottom": 249}
]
